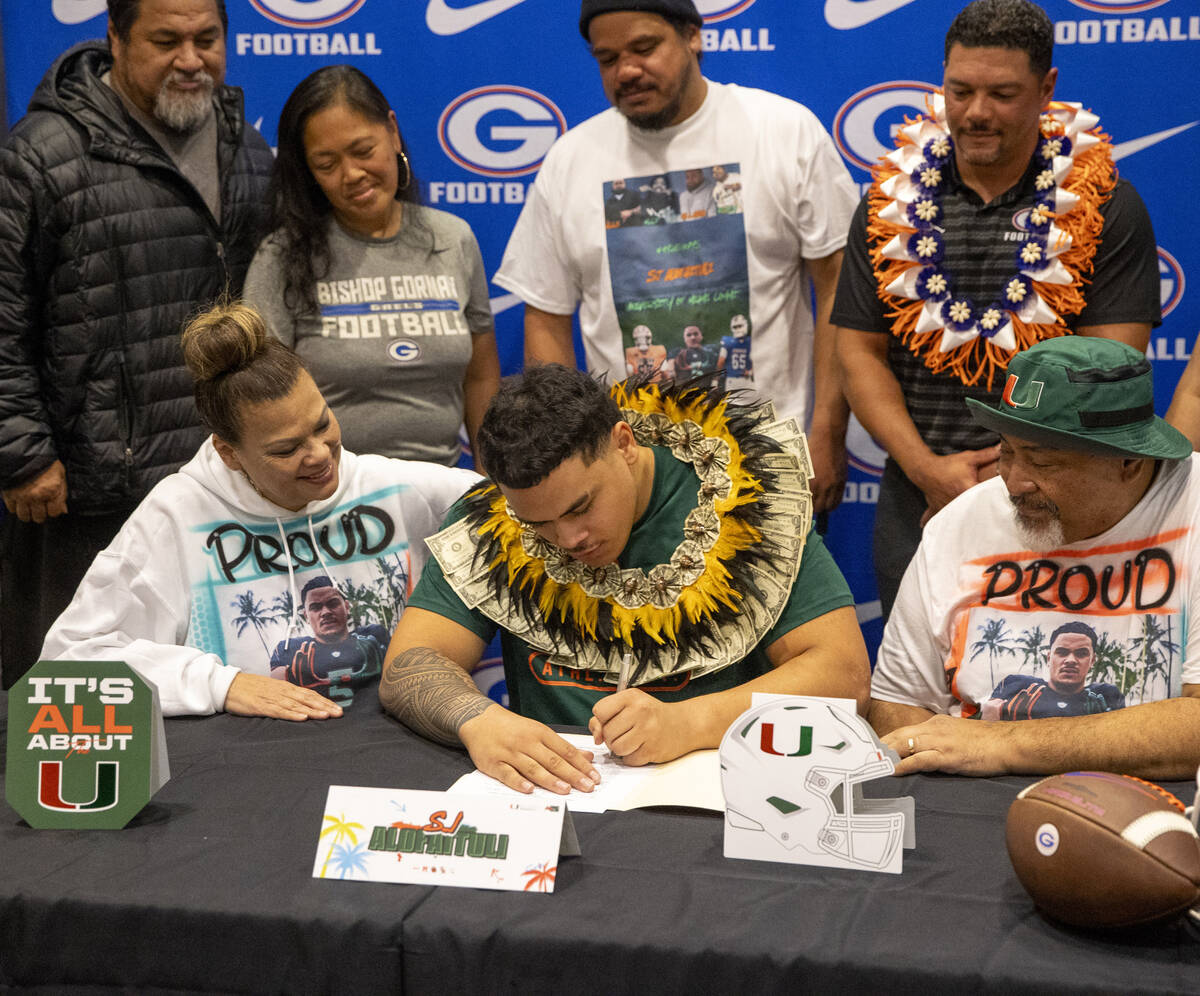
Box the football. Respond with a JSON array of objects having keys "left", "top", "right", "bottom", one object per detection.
[{"left": 1006, "top": 771, "right": 1200, "bottom": 928}]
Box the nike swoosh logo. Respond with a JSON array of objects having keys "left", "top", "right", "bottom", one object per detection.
[
  {"left": 52, "top": 0, "right": 107, "bottom": 24},
  {"left": 426, "top": 0, "right": 530, "bottom": 35},
  {"left": 1112, "top": 121, "right": 1197, "bottom": 161},
  {"left": 824, "top": 0, "right": 920, "bottom": 30}
]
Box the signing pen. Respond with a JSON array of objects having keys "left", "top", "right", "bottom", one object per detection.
[{"left": 616, "top": 651, "right": 633, "bottom": 693}]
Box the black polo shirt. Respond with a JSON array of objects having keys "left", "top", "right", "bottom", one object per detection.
[{"left": 831, "top": 154, "right": 1160, "bottom": 454}]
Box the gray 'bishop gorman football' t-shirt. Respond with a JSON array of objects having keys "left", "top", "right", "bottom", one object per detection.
[{"left": 244, "top": 205, "right": 494, "bottom": 466}]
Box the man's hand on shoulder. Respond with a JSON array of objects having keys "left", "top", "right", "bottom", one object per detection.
[
  {"left": 588, "top": 689, "right": 696, "bottom": 766},
  {"left": 2, "top": 460, "right": 68, "bottom": 523},
  {"left": 224, "top": 671, "right": 344, "bottom": 722},
  {"left": 882, "top": 714, "right": 1013, "bottom": 776},
  {"left": 459, "top": 704, "right": 600, "bottom": 795}
]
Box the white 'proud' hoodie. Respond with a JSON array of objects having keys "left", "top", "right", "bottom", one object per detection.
[{"left": 41, "top": 440, "right": 478, "bottom": 715}]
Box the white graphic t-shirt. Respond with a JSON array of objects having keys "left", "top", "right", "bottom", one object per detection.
[
  {"left": 495, "top": 80, "right": 858, "bottom": 424},
  {"left": 875, "top": 455, "right": 1200, "bottom": 718}
]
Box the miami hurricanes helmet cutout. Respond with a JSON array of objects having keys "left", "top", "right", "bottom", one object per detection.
[{"left": 720, "top": 698, "right": 912, "bottom": 873}]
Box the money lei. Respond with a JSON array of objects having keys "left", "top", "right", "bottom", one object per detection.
[{"left": 437, "top": 380, "right": 813, "bottom": 685}]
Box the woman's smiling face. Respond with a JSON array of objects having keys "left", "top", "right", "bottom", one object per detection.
[{"left": 215, "top": 370, "right": 342, "bottom": 511}]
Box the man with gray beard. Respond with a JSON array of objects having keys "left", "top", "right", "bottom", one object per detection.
[
  {"left": 0, "top": 0, "right": 272, "bottom": 688},
  {"left": 867, "top": 338, "right": 1200, "bottom": 780}
]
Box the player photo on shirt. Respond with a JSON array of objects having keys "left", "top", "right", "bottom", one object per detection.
[
  {"left": 605, "top": 165, "right": 749, "bottom": 389},
  {"left": 269, "top": 573, "right": 395, "bottom": 706},
  {"left": 952, "top": 601, "right": 1178, "bottom": 721},
  {"left": 976, "top": 619, "right": 1127, "bottom": 720}
]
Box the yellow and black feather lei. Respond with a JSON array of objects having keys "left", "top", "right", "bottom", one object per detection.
[{"left": 454, "top": 378, "right": 810, "bottom": 683}]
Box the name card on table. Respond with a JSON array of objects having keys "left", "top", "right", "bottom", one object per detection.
[
  {"left": 5, "top": 660, "right": 169, "bottom": 829},
  {"left": 314, "top": 786, "right": 580, "bottom": 892},
  {"left": 720, "top": 695, "right": 914, "bottom": 875}
]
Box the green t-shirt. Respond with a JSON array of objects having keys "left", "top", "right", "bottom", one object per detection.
[{"left": 409, "top": 447, "right": 854, "bottom": 725}]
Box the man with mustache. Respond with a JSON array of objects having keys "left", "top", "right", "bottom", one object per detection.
[
  {"left": 833, "top": 0, "right": 1159, "bottom": 625},
  {"left": 496, "top": 0, "right": 859, "bottom": 519},
  {"left": 0, "top": 0, "right": 272, "bottom": 688},
  {"left": 868, "top": 338, "right": 1200, "bottom": 780}
]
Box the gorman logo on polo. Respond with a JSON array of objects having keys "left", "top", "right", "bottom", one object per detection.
[
  {"left": 1011, "top": 207, "right": 1042, "bottom": 236},
  {"left": 250, "top": 0, "right": 366, "bottom": 28},
  {"left": 832, "top": 80, "right": 939, "bottom": 173},
  {"left": 438, "top": 86, "right": 566, "bottom": 178}
]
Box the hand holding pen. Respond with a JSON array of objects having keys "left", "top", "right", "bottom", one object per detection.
[{"left": 588, "top": 650, "right": 693, "bottom": 766}]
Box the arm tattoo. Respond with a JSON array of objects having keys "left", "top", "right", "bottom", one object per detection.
[{"left": 379, "top": 647, "right": 493, "bottom": 747}]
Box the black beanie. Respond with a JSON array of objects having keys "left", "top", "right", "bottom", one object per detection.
[{"left": 579, "top": 0, "right": 704, "bottom": 40}]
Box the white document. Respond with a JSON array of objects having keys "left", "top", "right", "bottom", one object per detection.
[{"left": 449, "top": 734, "right": 723, "bottom": 814}]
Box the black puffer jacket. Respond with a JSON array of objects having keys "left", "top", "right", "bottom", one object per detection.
[{"left": 0, "top": 42, "right": 273, "bottom": 514}]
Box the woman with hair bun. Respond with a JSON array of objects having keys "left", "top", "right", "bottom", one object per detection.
[
  {"left": 41, "top": 302, "right": 477, "bottom": 720},
  {"left": 244, "top": 65, "right": 499, "bottom": 468}
]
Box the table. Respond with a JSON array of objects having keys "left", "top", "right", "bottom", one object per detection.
[{"left": 2, "top": 693, "right": 1197, "bottom": 994}]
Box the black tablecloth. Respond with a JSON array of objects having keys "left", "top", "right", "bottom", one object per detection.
[{"left": 2, "top": 693, "right": 1197, "bottom": 994}]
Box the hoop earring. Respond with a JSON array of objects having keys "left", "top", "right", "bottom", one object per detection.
[{"left": 398, "top": 150, "right": 412, "bottom": 192}]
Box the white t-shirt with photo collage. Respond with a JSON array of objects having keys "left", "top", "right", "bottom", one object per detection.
[{"left": 495, "top": 80, "right": 858, "bottom": 424}]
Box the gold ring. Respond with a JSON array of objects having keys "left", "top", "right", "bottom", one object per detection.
[{"left": 907, "top": 737, "right": 916, "bottom": 753}]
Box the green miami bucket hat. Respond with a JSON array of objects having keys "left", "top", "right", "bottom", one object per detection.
[{"left": 965, "top": 337, "right": 1192, "bottom": 460}]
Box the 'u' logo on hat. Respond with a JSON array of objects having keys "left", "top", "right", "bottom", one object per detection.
[{"left": 1002, "top": 373, "right": 1044, "bottom": 410}]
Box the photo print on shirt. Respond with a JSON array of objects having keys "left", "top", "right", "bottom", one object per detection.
[{"left": 603, "top": 165, "right": 752, "bottom": 390}]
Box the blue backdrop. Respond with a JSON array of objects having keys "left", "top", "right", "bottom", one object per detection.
[{"left": 5, "top": 0, "right": 1197, "bottom": 671}]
